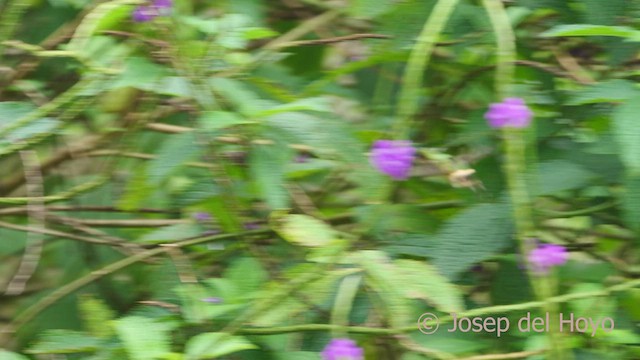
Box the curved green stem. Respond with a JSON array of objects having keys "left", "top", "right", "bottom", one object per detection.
[
  {"left": 481, "top": 0, "right": 570, "bottom": 358},
  {"left": 393, "top": 0, "right": 460, "bottom": 140}
]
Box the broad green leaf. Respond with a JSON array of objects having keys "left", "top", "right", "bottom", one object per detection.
[
  {"left": 0, "top": 351, "right": 30, "bottom": 360},
  {"left": 567, "top": 80, "right": 638, "bottom": 105},
  {"left": 536, "top": 160, "right": 595, "bottom": 195},
  {"left": 156, "top": 76, "right": 194, "bottom": 97},
  {"left": 114, "top": 316, "right": 173, "bottom": 360},
  {"left": 249, "top": 142, "right": 291, "bottom": 210},
  {"left": 490, "top": 257, "right": 533, "bottom": 305},
  {"left": 275, "top": 214, "right": 337, "bottom": 247},
  {"left": 25, "top": 330, "right": 101, "bottom": 354},
  {"left": 285, "top": 158, "right": 336, "bottom": 179},
  {"left": 118, "top": 167, "right": 155, "bottom": 210},
  {"left": 243, "top": 27, "right": 278, "bottom": 40},
  {"left": 209, "top": 77, "right": 262, "bottom": 115},
  {"left": 197, "top": 111, "right": 255, "bottom": 131},
  {"left": 138, "top": 223, "right": 201, "bottom": 243},
  {"left": 613, "top": 95, "right": 640, "bottom": 173},
  {"left": 148, "top": 132, "right": 200, "bottom": 184},
  {"left": 430, "top": 203, "right": 513, "bottom": 279},
  {"left": 348, "top": 0, "right": 394, "bottom": 18},
  {"left": 0, "top": 102, "right": 34, "bottom": 125},
  {"left": 567, "top": 283, "right": 615, "bottom": 319},
  {"left": 0, "top": 228, "right": 27, "bottom": 255},
  {"left": 274, "top": 352, "right": 320, "bottom": 360},
  {"left": 255, "top": 97, "right": 331, "bottom": 118},
  {"left": 228, "top": 0, "right": 267, "bottom": 26},
  {"left": 250, "top": 265, "right": 344, "bottom": 326},
  {"left": 622, "top": 174, "right": 640, "bottom": 232},
  {"left": 185, "top": 333, "right": 257, "bottom": 359},
  {"left": 5, "top": 118, "right": 60, "bottom": 142},
  {"left": 79, "top": 295, "right": 116, "bottom": 338},
  {"left": 540, "top": 24, "right": 640, "bottom": 40},
  {"left": 110, "top": 57, "right": 168, "bottom": 91},
  {"left": 224, "top": 257, "right": 268, "bottom": 295},
  {"left": 394, "top": 259, "right": 464, "bottom": 313},
  {"left": 356, "top": 250, "right": 412, "bottom": 327},
  {"left": 581, "top": 0, "right": 628, "bottom": 26}
]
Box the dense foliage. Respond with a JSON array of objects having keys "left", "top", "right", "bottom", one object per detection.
[{"left": 1, "top": 0, "right": 640, "bottom": 359}]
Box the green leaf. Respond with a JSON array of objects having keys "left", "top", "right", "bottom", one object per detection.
[
  {"left": 5, "top": 118, "right": 60, "bottom": 142},
  {"left": 209, "top": 77, "right": 262, "bottom": 115},
  {"left": 613, "top": 94, "right": 640, "bottom": 173},
  {"left": 25, "top": 330, "right": 101, "bottom": 354},
  {"left": 249, "top": 141, "right": 291, "bottom": 210},
  {"left": 567, "top": 80, "right": 638, "bottom": 105},
  {"left": 224, "top": 257, "right": 268, "bottom": 295},
  {"left": 148, "top": 132, "right": 200, "bottom": 184},
  {"left": 536, "top": 160, "right": 595, "bottom": 195},
  {"left": 114, "top": 316, "right": 173, "bottom": 360},
  {"left": 540, "top": 25, "right": 640, "bottom": 40},
  {"left": 138, "top": 223, "right": 202, "bottom": 243},
  {"left": 275, "top": 214, "right": 337, "bottom": 247},
  {"left": 197, "top": 111, "right": 255, "bottom": 131},
  {"left": 228, "top": 0, "right": 267, "bottom": 26},
  {"left": 356, "top": 250, "right": 412, "bottom": 327},
  {"left": 110, "top": 57, "right": 168, "bottom": 91},
  {"left": 78, "top": 294, "right": 116, "bottom": 338},
  {"left": 185, "top": 333, "right": 257, "bottom": 359},
  {"left": 394, "top": 260, "right": 464, "bottom": 313},
  {"left": 255, "top": 97, "right": 331, "bottom": 118},
  {"left": 621, "top": 174, "right": 640, "bottom": 232},
  {"left": 0, "top": 102, "right": 60, "bottom": 144},
  {"left": 0, "top": 350, "right": 31, "bottom": 360},
  {"left": 243, "top": 27, "right": 278, "bottom": 40},
  {"left": 348, "top": 0, "right": 394, "bottom": 18},
  {"left": 430, "top": 203, "right": 513, "bottom": 279}
]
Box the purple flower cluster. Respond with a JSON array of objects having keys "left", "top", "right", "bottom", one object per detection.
[
  {"left": 132, "top": 0, "right": 172, "bottom": 22},
  {"left": 528, "top": 243, "right": 568, "bottom": 274},
  {"left": 321, "top": 338, "right": 364, "bottom": 360},
  {"left": 369, "top": 140, "right": 416, "bottom": 180},
  {"left": 484, "top": 97, "right": 533, "bottom": 128}
]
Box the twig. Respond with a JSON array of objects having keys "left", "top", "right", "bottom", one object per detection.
[
  {"left": 272, "top": 33, "right": 390, "bottom": 48},
  {"left": 49, "top": 216, "right": 186, "bottom": 228},
  {"left": 0, "top": 220, "right": 145, "bottom": 252},
  {"left": 0, "top": 205, "right": 177, "bottom": 216},
  {"left": 5, "top": 150, "right": 45, "bottom": 295},
  {"left": 456, "top": 349, "right": 546, "bottom": 360}
]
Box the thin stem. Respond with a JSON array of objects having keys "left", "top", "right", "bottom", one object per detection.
[
  {"left": 480, "top": 0, "right": 569, "bottom": 358},
  {"left": 393, "top": 0, "right": 460, "bottom": 140}
]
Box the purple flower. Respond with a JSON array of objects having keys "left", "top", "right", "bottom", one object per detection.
[
  {"left": 321, "top": 338, "right": 364, "bottom": 360},
  {"left": 132, "top": 5, "right": 158, "bottom": 22},
  {"left": 294, "top": 154, "right": 310, "bottom": 163},
  {"left": 369, "top": 140, "right": 416, "bottom": 180},
  {"left": 528, "top": 243, "right": 568, "bottom": 274},
  {"left": 243, "top": 221, "right": 260, "bottom": 230},
  {"left": 193, "top": 212, "right": 212, "bottom": 222},
  {"left": 201, "top": 297, "right": 223, "bottom": 304},
  {"left": 131, "top": 0, "right": 172, "bottom": 22},
  {"left": 202, "top": 229, "right": 221, "bottom": 236},
  {"left": 484, "top": 97, "right": 533, "bottom": 128}
]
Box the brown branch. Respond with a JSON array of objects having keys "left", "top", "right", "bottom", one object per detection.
[
  {"left": 0, "top": 220, "right": 144, "bottom": 252},
  {"left": 0, "top": 205, "right": 178, "bottom": 216},
  {"left": 100, "top": 30, "right": 170, "bottom": 48},
  {"left": 456, "top": 349, "right": 546, "bottom": 360},
  {"left": 51, "top": 216, "right": 187, "bottom": 228},
  {"left": 276, "top": 33, "right": 391, "bottom": 47},
  {"left": 0, "top": 135, "right": 104, "bottom": 196}
]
